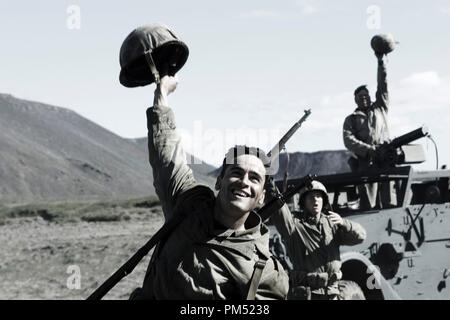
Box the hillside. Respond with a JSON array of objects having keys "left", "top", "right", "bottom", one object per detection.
[
  {"left": 209, "top": 150, "right": 353, "bottom": 180},
  {"left": 131, "top": 137, "right": 217, "bottom": 187},
  {"left": 0, "top": 94, "right": 215, "bottom": 204},
  {"left": 272, "top": 150, "right": 353, "bottom": 180}
]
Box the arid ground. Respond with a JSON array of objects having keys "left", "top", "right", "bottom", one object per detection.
[{"left": 0, "top": 198, "right": 164, "bottom": 300}]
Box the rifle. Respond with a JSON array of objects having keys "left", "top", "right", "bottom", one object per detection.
[
  {"left": 259, "top": 174, "right": 315, "bottom": 222},
  {"left": 86, "top": 211, "right": 186, "bottom": 300},
  {"left": 267, "top": 109, "right": 311, "bottom": 161},
  {"left": 282, "top": 150, "right": 290, "bottom": 193}
]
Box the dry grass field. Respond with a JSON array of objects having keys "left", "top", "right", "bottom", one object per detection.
[{"left": 0, "top": 197, "right": 164, "bottom": 300}]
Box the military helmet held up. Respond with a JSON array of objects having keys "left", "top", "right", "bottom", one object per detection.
[
  {"left": 119, "top": 23, "right": 189, "bottom": 87},
  {"left": 370, "top": 33, "right": 396, "bottom": 55}
]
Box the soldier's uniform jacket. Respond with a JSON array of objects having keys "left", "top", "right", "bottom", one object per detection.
[
  {"left": 343, "top": 59, "right": 389, "bottom": 159},
  {"left": 139, "top": 105, "right": 288, "bottom": 299},
  {"left": 271, "top": 204, "right": 366, "bottom": 296},
  {"left": 342, "top": 59, "right": 396, "bottom": 209}
]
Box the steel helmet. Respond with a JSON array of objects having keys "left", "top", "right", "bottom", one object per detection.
[
  {"left": 298, "top": 180, "right": 332, "bottom": 212},
  {"left": 119, "top": 23, "right": 189, "bottom": 87},
  {"left": 371, "top": 34, "right": 396, "bottom": 55}
]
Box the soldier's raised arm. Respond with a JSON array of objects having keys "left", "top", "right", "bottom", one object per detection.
[
  {"left": 147, "top": 75, "right": 196, "bottom": 221},
  {"left": 265, "top": 178, "right": 297, "bottom": 240},
  {"left": 374, "top": 52, "right": 389, "bottom": 111}
]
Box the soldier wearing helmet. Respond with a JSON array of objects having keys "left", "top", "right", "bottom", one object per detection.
[
  {"left": 267, "top": 179, "right": 366, "bottom": 300},
  {"left": 343, "top": 37, "right": 397, "bottom": 210}
]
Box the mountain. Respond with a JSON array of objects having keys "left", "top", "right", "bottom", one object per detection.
[
  {"left": 131, "top": 137, "right": 217, "bottom": 186},
  {"left": 209, "top": 150, "right": 353, "bottom": 180},
  {"left": 0, "top": 93, "right": 215, "bottom": 204},
  {"left": 272, "top": 150, "right": 353, "bottom": 180}
]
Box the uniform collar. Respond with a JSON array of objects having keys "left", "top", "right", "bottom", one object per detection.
[
  {"left": 206, "top": 211, "right": 271, "bottom": 260},
  {"left": 299, "top": 211, "right": 327, "bottom": 226},
  {"left": 209, "top": 210, "right": 261, "bottom": 238},
  {"left": 354, "top": 103, "right": 375, "bottom": 115}
]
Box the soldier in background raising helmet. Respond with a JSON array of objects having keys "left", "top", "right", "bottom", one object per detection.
[
  {"left": 343, "top": 34, "right": 397, "bottom": 210},
  {"left": 267, "top": 179, "right": 366, "bottom": 299}
]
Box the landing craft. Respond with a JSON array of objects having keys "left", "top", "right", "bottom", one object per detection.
[{"left": 271, "top": 126, "right": 450, "bottom": 299}]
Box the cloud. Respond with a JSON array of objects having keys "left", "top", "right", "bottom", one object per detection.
[
  {"left": 320, "top": 96, "right": 331, "bottom": 106},
  {"left": 289, "top": 70, "right": 450, "bottom": 167},
  {"left": 394, "top": 71, "right": 450, "bottom": 113},
  {"left": 178, "top": 121, "right": 284, "bottom": 166},
  {"left": 295, "top": 0, "right": 318, "bottom": 15},
  {"left": 439, "top": 6, "right": 450, "bottom": 14},
  {"left": 239, "top": 10, "right": 281, "bottom": 19},
  {"left": 317, "top": 70, "right": 450, "bottom": 128},
  {"left": 239, "top": 1, "right": 318, "bottom": 20},
  {"left": 180, "top": 70, "right": 450, "bottom": 167},
  {"left": 400, "top": 71, "right": 441, "bottom": 87}
]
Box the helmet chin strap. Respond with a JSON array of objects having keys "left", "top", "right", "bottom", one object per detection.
[
  {"left": 143, "top": 34, "right": 160, "bottom": 84},
  {"left": 144, "top": 50, "right": 160, "bottom": 84}
]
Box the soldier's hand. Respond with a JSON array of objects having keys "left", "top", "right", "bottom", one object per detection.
[
  {"left": 375, "top": 51, "right": 384, "bottom": 61},
  {"left": 263, "top": 177, "right": 280, "bottom": 203},
  {"left": 153, "top": 75, "right": 178, "bottom": 107},
  {"left": 306, "top": 272, "right": 329, "bottom": 288},
  {"left": 264, "top": 176, "right": 277, "bottom": 191},
  {"left": 368, "top": 145, "right": 384, "bottom": 162},
  {"left": 328, "top": 211, "right": 343, "bottom": 226},
  {"left": 375, "top": 144, "right": 390, "bottom": 163},
  {"left": 368, "top": 145, "right": 377, "bottom": 159},
  {"left": 159, "top": 75, "right": 178, "bottom": 96}
]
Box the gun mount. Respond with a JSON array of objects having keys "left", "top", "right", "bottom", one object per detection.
[{"left": 375, "top": 126, "right": 429, "bottom": 167}]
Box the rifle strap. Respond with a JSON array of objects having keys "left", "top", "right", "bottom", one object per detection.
[{"left": 246, "top": 257, "right": 268, "bottom": 300}]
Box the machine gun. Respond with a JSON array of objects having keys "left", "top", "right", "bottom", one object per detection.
[{"left": 374, "top": 126, "right": 429, "bottom": 167}]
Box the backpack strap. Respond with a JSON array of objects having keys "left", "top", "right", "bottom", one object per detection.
[{"left": 246, "top": 257, "right": 268, "bottom": 300}]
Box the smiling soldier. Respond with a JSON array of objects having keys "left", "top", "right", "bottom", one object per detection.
[{"left": 130, "top": 75, "right": 288, "bottom": 300}]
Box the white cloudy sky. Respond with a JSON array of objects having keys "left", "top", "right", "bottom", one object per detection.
[{"left": 1, "top": 0, "right": 449, "bottom": 169}]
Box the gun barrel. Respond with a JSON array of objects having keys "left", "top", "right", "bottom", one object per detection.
[
  {"left": 389, "top": 126, "right": 429, "bottom": 149},
  {"left": 267, "top": 109, "right": 311, "bottom": 160}
]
